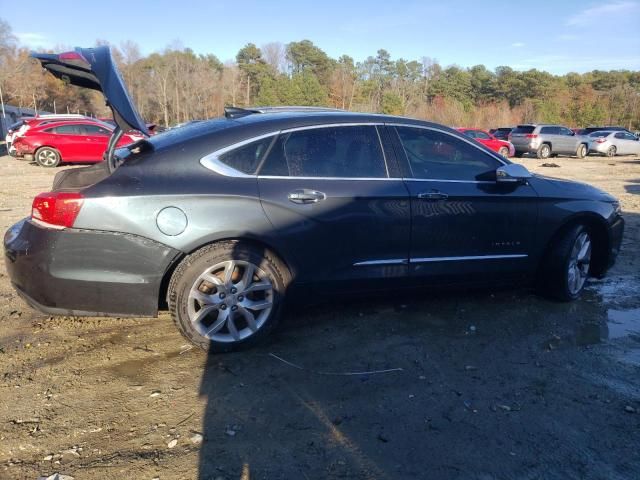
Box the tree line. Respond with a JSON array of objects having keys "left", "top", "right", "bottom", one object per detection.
[{"left": 1, "top": 18, "right": 638, "bottom": 130}]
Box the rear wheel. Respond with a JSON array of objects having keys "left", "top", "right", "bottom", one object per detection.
[
  {"left": 576, "top": 143, "right": 587, "bottom": 159},
  {"left": 606, "top": 146, "right": 617, "bottom": 157},
  {"left": 168, "top": 241, "right": 289, "bottom": 351},
  {"left": 538, "top": 224, "right": 592, "bottom": 301},
  {"left": 35, "top": 147, "right": 61, "bottom": 167},
  {"left": 498, "top": 146, "right": 510, "bottom": 158},
  {"left": 537, "top": 144, "right": 551, "bottom": 159}
]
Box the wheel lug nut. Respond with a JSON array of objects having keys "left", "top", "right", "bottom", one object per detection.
[
  {"left": 237, "top": 295, "right": 244, "bottom": 302},
  {"left": 219, "top": 293, "right": 226, "bottom": 299},
  {"left": 220, "top": 304, "right": 227, "bottom": 310},
  {"left": 230, "top": 287, "right": 237, "bottom": 294}
]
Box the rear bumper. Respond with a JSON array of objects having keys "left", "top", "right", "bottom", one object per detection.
[{"left": 4, "top": 219, "right": 181, "bottom": 317}]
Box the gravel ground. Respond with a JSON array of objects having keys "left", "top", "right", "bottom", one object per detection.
[{"left": 0, "top": 154, "right": 639, "bottom": 480}]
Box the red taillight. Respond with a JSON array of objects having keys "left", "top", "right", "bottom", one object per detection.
[
  {"left": 31, "top": 192, "right": 84, "bottom": 228},
  {"left": 525, "top": 134, "right": 538, "bottom": 138},
  {"left": 595, "top": 138, "right": 607, "bottom": 143},
  {"left": 59, "top": 51, "right": 88, "bottom": 63}
]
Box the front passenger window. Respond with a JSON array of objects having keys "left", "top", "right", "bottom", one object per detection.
[{"left": 395, "top": 127, "right": 501, "bottom": 181}]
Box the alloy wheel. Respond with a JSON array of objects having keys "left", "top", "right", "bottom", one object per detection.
[
  {"left": 187, "top": 260, "right": 273, "bottom": 343},
  {"left": 37, "top": 149, "right": 58, "bottom": 167},
  {"left": 567, "top": 231, "right": 591, "bottom": 295}
]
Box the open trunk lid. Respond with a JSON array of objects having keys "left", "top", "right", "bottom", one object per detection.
[{"left": 31, "top": 46, "right": 149, "bottom": 136}]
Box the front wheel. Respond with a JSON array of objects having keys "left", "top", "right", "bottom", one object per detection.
[
  {"left": 538, "top": 225, "right": 592, "bottom": 301},
  {"left": 537, "top": 144, "right": 551, "bottom": 159},
  {"left": 498, "top": 146, "right": 510, "bottom": 158},
  {"left": 576, "top": 144, "right": 587, "bottom": 159},
  {"left": 168, "top": 241, "right": 289, "bottom": 351},
  {"left": 35, "top": 147, "right": 61, "bottom": 167}
]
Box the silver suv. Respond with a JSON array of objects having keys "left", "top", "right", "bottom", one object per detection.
[{"left": 509, "top": 124, "right": 589, "bottom": 159}]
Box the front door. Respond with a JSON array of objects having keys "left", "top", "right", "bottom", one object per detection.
[
  {"left": 391, "top": 125, "right": 539, "bottom": 283},
  {"left": 257, "top": 124, "right": 411, "bottom": 286}
]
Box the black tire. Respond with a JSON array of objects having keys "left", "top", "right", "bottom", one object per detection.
[
  {"left": 514, "top": 152, "right": 525, "bottom": 158},
  {"left": 606, "top": 146, "right": 616, "bottom": 157},
  {"left": 537, "top": 144, "right": 551, "bottom": 159},
  {"left": 498, "top": 146, "right": 510, "bottom": 158},
  {"left": 576, "top": 144, "right": 587, "bottom": 159},
  {"left": 35, "top": 147, "right": 61, "bottom": 167},
  {"left": 537, "top": 224, "right": 591, "bottom": 302},
  {"left": 168, "top": 241, "right": 289, "bottom": 352}
]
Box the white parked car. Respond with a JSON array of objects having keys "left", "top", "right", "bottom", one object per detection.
[{"left": 588, "top": 130, "right": 640, "bottom": 157}]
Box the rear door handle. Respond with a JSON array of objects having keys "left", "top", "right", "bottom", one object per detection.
[
  {"left": 417, "top": 190, "right": 449, "bottom": 200},
  {"left": 288, "top": 189, "right": 326, "bottom": 204}
]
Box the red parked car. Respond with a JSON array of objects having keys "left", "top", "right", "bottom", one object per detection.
[
  {"left": 457, "top": 128, "right": 515, "bottom": 157},
  {"left": 11, "top": 120, "right": 141, "bottom": 167}
]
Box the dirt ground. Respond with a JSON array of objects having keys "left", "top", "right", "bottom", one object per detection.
[{"left": 0, "top": 153, "right": 639, "bottom": 480}]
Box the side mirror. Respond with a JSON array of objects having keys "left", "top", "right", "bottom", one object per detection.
[{"left": 496, "top": 164, "right": 532, "bottom": 183}]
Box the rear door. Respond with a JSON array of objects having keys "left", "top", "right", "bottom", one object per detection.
[
  {"left": 80, "top": 123, "right": 112, "bottom": 160},
  {"left": 391, "top": 125, "right": 538, "bottom": 283},
  {"left": 615, "top": 132, "right": 639, "bottom": 154},
  {"left": 558, "top": 126, "right": 579, "bottom": 154},
  {"left": 47, "top": 124, "right": 85, "bottom": 161},
  {"left": 257, "top": 124, "right": 411, "bottom": 286}
]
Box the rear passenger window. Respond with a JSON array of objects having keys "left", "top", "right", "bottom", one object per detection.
[
  {"left": 52, "top": 125, "right": 81, "bottom": 134},
  {"left": 259, "top": 126, "right": 387, "bottom": 178},
  {"left": 540, "top": 126, "right": 559, "bottom": 134},
  {"left": 396, "top": 127, "right": 501, "bottom": 181},
  {"left": 218, "top": 136, "right": 274, "bottom": 175}
]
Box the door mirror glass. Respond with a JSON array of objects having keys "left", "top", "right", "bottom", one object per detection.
[{"left": 496, "top": 164, "right": 532, "bottom": 183}]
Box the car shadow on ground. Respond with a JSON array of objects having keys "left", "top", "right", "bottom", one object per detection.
[
  {"left": 195, "top": 213, "right": 640, "bottom": 479},
  {"left": 626, "top": 178, "right": 640, "bottom": 195}
]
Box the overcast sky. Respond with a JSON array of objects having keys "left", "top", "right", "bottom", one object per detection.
[{"left": 6, "top": 0, "right": 640, "bottom": 74}]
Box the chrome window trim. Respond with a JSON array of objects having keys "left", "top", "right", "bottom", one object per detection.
[
  {"left": 279, "top": 122, "right": 385, "bottom": 133},
  {"left": 410, "top": 254, "right": 527, "bottom": 263},
  {"left": 200, "top": 131, "right": 279, "bottom": 178},
  {"left": 202, "top": 122, "right": 392, "bottom": 179}
]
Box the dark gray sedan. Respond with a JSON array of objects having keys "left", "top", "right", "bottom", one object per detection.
[{"left": 3, "top": 47, "right": 624, "bottom": 351}]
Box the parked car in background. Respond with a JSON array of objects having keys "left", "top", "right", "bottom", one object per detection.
[
  {"left": 3, "top": 46, "right": 625, "bottom": 352},
  {"left": 5, "top": 119, "right": 30, "bottom": 154},
  {"left": 509, "top": 124, "right": 589, "bottom": 159},
  {"left": 7, "top": 114, "right": 88, "bottom": 155},
  {"left": 11, "top": 119, "right": 141, "bottom": 167},
  {"left": 457, "top": 128, "right": 514, "bottom": 157},
  {"left": 588, "top": 130, "right": 640, "bottom": 157},
  {"left": 489, "top": 127, "right": 513, "bottom": 141},
  {"left": 576, "top": 126, "right": 634, "bottom": 136}
]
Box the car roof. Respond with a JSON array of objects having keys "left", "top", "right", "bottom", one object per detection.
[
  {"left": 147, "top": 110, "right": 453, "bottom": 150},
  {"left": 34, "top": 119, "right": 113, "bottom": 130}
]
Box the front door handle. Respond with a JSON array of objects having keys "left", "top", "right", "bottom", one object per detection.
[
  {"left": 417, "top": 190, "right": 449, "bottom": 200},
  {"left": 288, "top": 189, "right": 326, "bottom": 204}
]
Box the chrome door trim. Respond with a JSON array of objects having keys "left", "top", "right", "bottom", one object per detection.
[
  {"left": 410, "top": 254, "right": 528, "bottom": 263},
  {"left": 258, "top": 175, "right": 402, "bottom": 181},
  {"left": 353, "top": 258, "right": 408, "bottom": 266}
]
